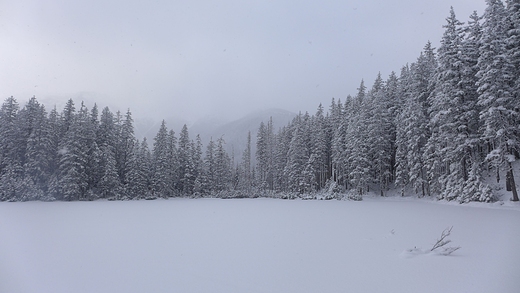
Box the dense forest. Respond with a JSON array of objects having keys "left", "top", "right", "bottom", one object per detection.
[{"left": 1, "top": 0, "right": 519, "bottom": 202}]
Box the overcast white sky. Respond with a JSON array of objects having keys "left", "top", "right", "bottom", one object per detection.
[{"left": 1, "top": 0, "right": 486, "bottom": 123}]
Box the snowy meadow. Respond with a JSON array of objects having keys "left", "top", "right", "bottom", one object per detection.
[{"left": 1, "top": 198, "right": 519, "bottom": 293}]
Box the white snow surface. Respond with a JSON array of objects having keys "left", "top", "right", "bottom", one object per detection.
[{"left": 1, "top": 197, "right": 519, "bottom": 293}]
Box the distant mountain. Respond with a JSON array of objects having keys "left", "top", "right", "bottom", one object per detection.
[
  {"left": 134, "top": 108, "right": 297, "bottom": 164},
  {"left": 190, "top": 108, "right": 297, "bottom": 162},
  {"left": 134, "top": 116, "right": 189, "bottom": 142}
]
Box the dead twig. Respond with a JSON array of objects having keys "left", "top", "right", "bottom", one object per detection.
[{"left": 430, "top": 226, "right": 461, "bottom": 255}]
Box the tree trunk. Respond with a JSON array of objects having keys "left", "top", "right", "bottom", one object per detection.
[
  {"left": 508, "top": 162, "right": 519, "bottom": 201},
  {"left": 506, "top": 169, "right": 512, "bottom": 191},
  {"left": 462, "top": 156, "right": 468, "bottom": 182}
]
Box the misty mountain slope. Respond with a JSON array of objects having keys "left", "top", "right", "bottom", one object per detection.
[
  {"left": 191, "top": 108, "right": 297, "bottom": 159},
  {"left": 134, "top": 116, "right": 190, "bottom": 142},
  {"left": 134, "top": 109, "right": 297, "bottom": 158}
]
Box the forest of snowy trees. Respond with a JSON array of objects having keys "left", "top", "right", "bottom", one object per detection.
[{"left": 1, "top": 0, "right": 519, "bottom": 202}]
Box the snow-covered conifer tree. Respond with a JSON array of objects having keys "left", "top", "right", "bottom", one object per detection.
[
  {"left": 151, "top": 120, "right": 170, "bottom": 198},
  {"left": 214, "top": 137, "right": 231, "bottom": 193},
  {"left": 178, "top": 125, "right": 195, "bottom": 195},
  {"left": 367, "top": 73, "right": 394, "bottom": 196},
  {"left": 477, "top": 0, "right": 518, "bottom": 200}
]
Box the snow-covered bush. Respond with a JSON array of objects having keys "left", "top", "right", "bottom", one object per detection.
[{"left": 345, "top": 189, "right": 363, "bottom": 201}]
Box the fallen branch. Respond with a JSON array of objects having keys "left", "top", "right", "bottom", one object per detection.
[{"left": 430, "top": 226, "right": 461, "bottom": 255}]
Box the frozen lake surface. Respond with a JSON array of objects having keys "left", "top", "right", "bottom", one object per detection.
[{"left": 1, "top": 197, "right": 519, "bottom": 293}]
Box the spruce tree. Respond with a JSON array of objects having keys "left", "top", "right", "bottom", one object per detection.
[
  {"left": 178, "top": 125, "right": 194, "bottom": 195},
  {"left": 239, "top": 131, "right": 253, "bottom": 193},
  {"left": 477, "top": 0, "right": 518, "bottom": 200},
  {"left": 367, "top": 73, "right": 394, "bottom": 196},
  {"left": 284, "top": 115, "right": 310, "bottom": 193},
  {"left": 151, "top": 120, "right": 170, "bottom": 198},
  {"left": 427, "top": 8, "right": 469, "bottom": 200},
  {"left": 214, "top": 137, "right": 231, "bottom": 193},
  {"left": 23, "top": 100, "right": 53, "bottom": 199},
  {"left": 203, "top": 138, "right": 216, "bottom": 195}
]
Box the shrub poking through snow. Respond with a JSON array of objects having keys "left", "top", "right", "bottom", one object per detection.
[
  {"left": 430, "top": 226, "right": 461, "bottom": 256},
  {"left": 404, "top": 226, "right": 461, "bottom": 257}
]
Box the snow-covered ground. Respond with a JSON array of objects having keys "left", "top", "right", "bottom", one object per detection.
[{"left": 1, "top": 197, "right": 519, "bottom": 293}]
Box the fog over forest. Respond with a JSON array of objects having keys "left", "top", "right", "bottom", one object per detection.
[
  {"left": 1, "top": 0, "right": 486, "bottom": 124},
  {"left": 1, "top": 0, "right": 519, "bottom": 203}
]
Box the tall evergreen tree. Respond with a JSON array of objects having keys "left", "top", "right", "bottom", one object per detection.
[
  {"left": 239, "top": 131, "right": 253, "bottom": 193},
  {"left": 58, "top": 104, "right": 90, "bottom": 201},
  {"left": 330, "top": 98, "right": 347, "bottom": 189},
  {"left": 116, "top": 109, "right": 135, "bottom": 187},
  {"left": 273, "top": 125, "right": 291, "bottom": 192},
  {"left": 178, "top": 124, "right": 194, "bottom": 195},
  {"left": 427, "top": 8, "right": 472, "bottom": 200},
  {"left": 284, "top": 115, "right": 310, "bottom": 193},
  {"left": 23, "top": 99, "right": 53, "bottom": 199},
  {"left": 98, "top": 145, "right": 123, "bottom": 200},
  {"left": 202, "top": 138, "right": 216, "bottom": 195},
  {"left": 367, "top": 73, "right": 394, "bottom": 196},
  {"left": 126, "top": 139, "right": 152, "bottom": 199},
  {"left": 477, "top": 0, "right": 518, "bottom": 200},
  {"left": 0, "top": 97, "right": 20, "bottom": 174},
  {"left": 192, "top": 135, "right": 205, "bottom": 196},
  {"left": 310, "top": 104, "right": 330, "bottom": 189},
  {"left": 406, "top": 43, "right": 436, "bottom": 197},
  {"left": 214, "top": 137, "right": 231, "bottom": 192},
  {"left": 151, "top": 120, "right": 170, "bottom": 198},
  {"left": 346, "top": 81, "right": 371, "bottom": 195}
]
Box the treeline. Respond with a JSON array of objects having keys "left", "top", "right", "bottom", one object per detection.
[
  {"left": 1, "top": 1, "right": 519, "bottom": 202},
  {"left": 0, "top": 96, "right": 246, "bottom": 201},
  {"left": 255, "top": 2, "right": 520, "bottom": 202}
]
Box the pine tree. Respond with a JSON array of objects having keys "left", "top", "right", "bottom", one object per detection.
[
  {"left": 116, "top": 109, "right": 135, "bottom": 187},
  {"left": 273, "top": 125, "right": 291, "bottom": 192},
  {"left": 384, "top": 71, "right": 401, "bottom": 181},
  {"left": 477, "top": 0, "right": 518, "bottom": 200},
  {"left": 178, "top": 125, "right": 194, "bottom": 195},
  {"left": 97, "top": 107, "right": 117, "bottom": 151},
  {"left": 505, "top": 0, "right": 520, "bottom": 199},
  {"left": 427, "top": 8, "right": 471, "bottom": 200},
  {"left": 506, "top": 0, "right": 520, "bottom": 99},
  {"left": 98, "top": 145, "right": 123, "bottom": 200},
  {"left": 0, "top": 163, "right": 24, "bottom": 201},
  {"left": 239, "top": 131, "right": 253, "bottom": 193},
  {"left": 346, "top": 81, "right": 371, "bottom": 196},
  {"left": 256, "top": 122, "right": 271, "bottom": 190},
  {"left": 406, "top": 43, "right": 436, "bottom": 197},
  {"left": 166, "top": 130, "right": 179, "bottom": 196},
  {"left": 151, "top": 120, "right": 170, "bottom": 198},
  {"left": 0, "top": 97, "right": 20, "bottom": 175},
  {"left": 284, "top": 115, "right": 310, "bottom": 193},
  {"left": 192, "top": 135, "right": 205, "bottom": 197},
  {"left": 192, "top": 135, "right": 206, "bottom": 197},
  {"left": 84, "top": 104, "right": 101, "bottom": 199},
  {"left": 310, "top": 104, "right": 330, "bottom": 189},
  {"left": 127, "top": 139, "right": 152, "bottom": 199},
  {"left": 202, "top": 138, "right": 216, "bottom": 195},
  {"left": 58, "top": 102, "right": 97, "bottom": 201},
  {"left": 214, "top": 137, "right": 231, "bottom": 193},
  {"left": 23, "top": 99, "right": 53, "bottom": 199},
  {"left": 59, "top": 99, "right": 76, "bottom": 138},
  {"left": 367, "top": 73, "right": 394, "bottom": 196},
  {"left": 46, "top": 106, "right": 61, "bottom": 200}
]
